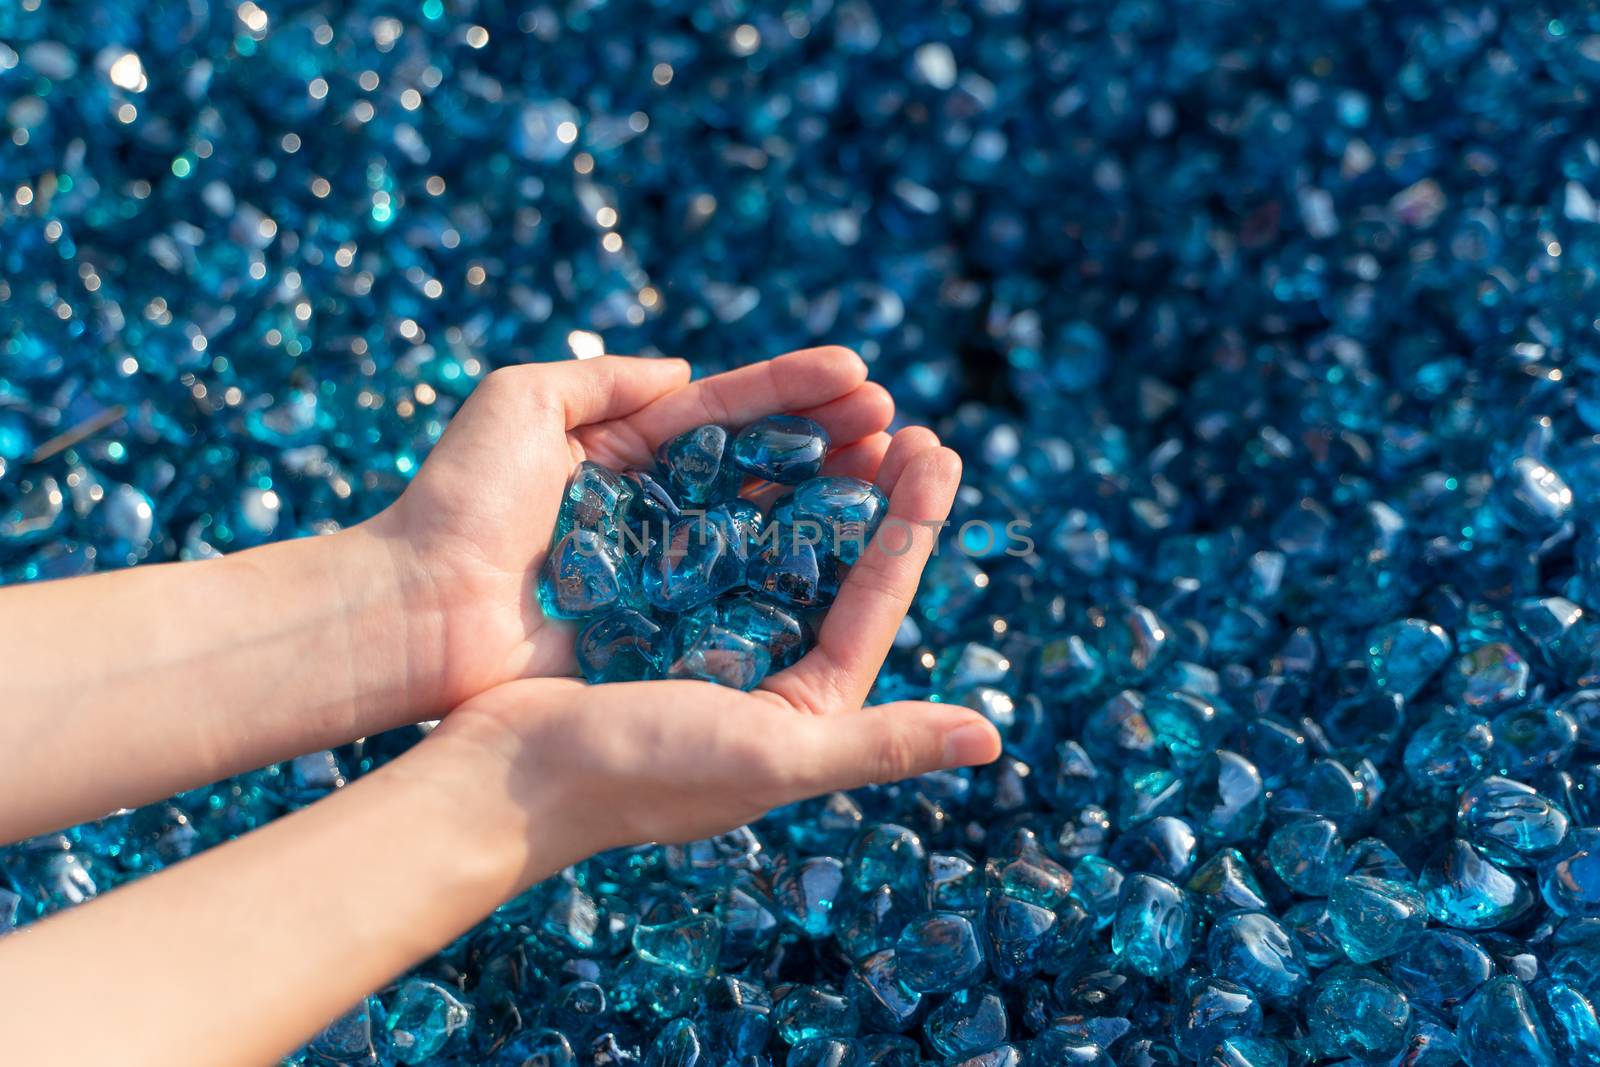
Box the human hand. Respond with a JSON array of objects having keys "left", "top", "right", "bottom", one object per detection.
[
  {"left": 415, "top": 434, "right": 1001, "bottom": 878},
  {"left": 362, "top": 347, "right": 896, "bottom": 713}
]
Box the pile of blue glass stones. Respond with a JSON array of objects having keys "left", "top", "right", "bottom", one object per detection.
[
  {"left": 541, "top": 416, "right": 885, "bottom": 691},
  {"left": 6, "top": 0, "right": 1600, "bottom": 1064}
]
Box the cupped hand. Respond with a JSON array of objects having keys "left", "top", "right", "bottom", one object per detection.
[
  {"left": 422, "top": 436, "right": 1002, "bottom": 874},
  {"left": 365, "top": 347, "right": 896, "bottom": 710}
]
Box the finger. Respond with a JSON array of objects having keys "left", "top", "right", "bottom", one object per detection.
[
  {"left": 766, "top": 446, "right": 962, "bottom": 711},
  {"left": 624, "top": 346, "right": 868, "bottom": 450},
  {"left": 794, "top": 382, "right": 894, "bottom": 449},
  {"left": 785, "top": 702, "right": 1001, "bottom": 794},
  {"left": 534, "top": 356, "right": 692, "bottom": 429},
  {"left": 741, "top": 433, "right": 891, "bottom": 512},
  {"left": 875, "top": 425, "right": 942, "bottom": 494}
]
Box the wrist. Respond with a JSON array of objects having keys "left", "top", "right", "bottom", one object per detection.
[{"left": 318, "top": 521, "right": 456, "bottom": 732}]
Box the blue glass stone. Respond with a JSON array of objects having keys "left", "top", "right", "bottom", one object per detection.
[
  {"left": 1206, "top": 911, "right": 1310, "bottom": 1005},
  {"left": 1111, "top": 873, "right": 1193, "bottom": 977},
  {"left": 947, "top": 1045, "right": 1025, "bottom": 1067},
  {"left": 644, "top": 1018, "right": 704, "bottom": 1067},
  {"left": 1267, "top": 818, "right": 1346, "bottom": 895},
  {"left": 665, "top": 614, "right": 770, "bottom": 690},
  {"left": 384, "top": 978, "right": 472, "bottom": 1065},
  {"left": 1283, "top": 901, "right": 1344, "bottom": 970},
  {"left": 931, "top": 642, "right": 1013, "bottom": 698},
  {"left": 1458, "top": 776, "right": 1570, "bottom": 865},
  {"left": 1512, "top": 596, "right": 1595, "bottom": 680},
  {"left": 856, "top": 1034, "right": 921, "bottom": 1067},
  {"left": 622, "top": 469, "right": 682, "bottom": 538},
  {"left": 1071, "top": 856, "right": 1125, "bottom": 930},
  {"left": 789, "top": 476, "right": 889, "bottom": 565},
  {"left": 895, "top": 911, "right": 986, "bottom": 993},
  {"left": 1491, "top": 705, "right": 1579, "bottom": 777},
  {"left": 1029, "top": 1032, "right": 1115, "bottom": 1065},
  {"left": 1187, "top": 751, "right": 1265, "bottom": 843},
  {"left": 656, "top": 425, "right": 742, "bottom": 506},
  {"left": 775, "top": 856, "right": 846, "bottom": 937},
  {"left": 848, "top": 949, "right": 923, "bottom": 1032},
  {"left": 307, "top": 995, "right": 382, "bottom": 1066},
  {"left": 787, "top": 1038, "right": 858, "bottom": 1067},
  {"left": 747, "top": 526, "right": 843, "bottom": 609},
  {"left": 1328, "top": 874, "right": 1426, "bottom": 963},
  {"left": 1209, "top": 1037, "right": 1287, "bottom": 1067},
  {"left": 1445, "top": 642, "right": 1531, "bottom": 710},
  {"left": 1306, "top": 966, "right": 1411, "bottom": 1061},
  {"left": 709, "top": 498, "right": 764, "bottom": 556},
  {"left": 539, "top": 529, "right": 634, "bottom": 620},
  {"left": 558, "top": 461, "right": 636, "bottom": 540},
  {"left": 644, "top": 516, "right": 747, "bottom": 612},
  {"left": 995, "top": 854, "right": 1073, "bottom": 908},
  {"left": 1539, "top": 829, "right": 1600, "bottom": 918},
  {"left": 1387, "top": 930, "right": 1493, "bottom": 1011},
  {"left": 1492, "top": 456, "right": 1573, "bottom": 535},
  {"left": 1106, "top": 816, "right": 1198, "bottom": 881},
  {"left": 924, "top": 987, "right": 1007, "bottom": 1060},
  {"left": 1367, "top": 619, "right": 1453, "bottom": 699},
  {"left": 1036, "top": 635, "right": 1107, "bottom": 701},
  {"left": 1427, "top": 838, "right": 1536, "bottom": 927},
  {"left": 774, "top": 986, "right": 859, "bottom": 1044},
  {"left": 984, "top": 892, "right": 1057, "bottom": 983},
  {"left": 1186, "top": 850, "right": 1271, "bottom": 917},
  {"left": 695, "top": 977, "right": 772, "bottom": 1060},
  {"left": 927, "top": 851, "right": 985, "bottom": 911},
  {"left": 1536, "top": 981, "right": 1600, "bottom": 1067},
  {"left": 1457, "top": 976, "right": 1558, "bottom": 1066},
  {"left": 837, "top": 885, "right": 914, "bottom": 961},
  {"left": 577, "top": 610, "right": 667, "bottom": 683},
  {"left": 1558, "top": 689, "right": 1600, "bottom": 751},
  {"left": 1095, "top": 605, "right": 1173, "bottom": 684},
  {"left": 631, "top": 912, "right": 721, "bottom": 976},
  {"left": 731, "top": 415, "right": 830, "bottom": 484},
  {"left": 1172, "top": 976, "right": 1262, "bottom": 1061},
  {"left": 1403, "top": 712, "right": 1495, "bottom": 789},
  {"left": 1342, "top": 837, "right": 1412, "bottom": 882},
  {"left": 715, "top": 597, "right": 811, "bottom": 671}
]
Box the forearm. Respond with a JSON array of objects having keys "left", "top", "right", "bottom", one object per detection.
[
  {"left": 0, "top": 524, "right": 450, "bottom": 841},
  {"left": 0, "top": 735, "right": 565, "bottom": 1067}
]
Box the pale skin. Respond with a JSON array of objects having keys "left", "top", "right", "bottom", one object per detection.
[{"left": 0, "top": 347, "right": 1001, "bottom": 1066}]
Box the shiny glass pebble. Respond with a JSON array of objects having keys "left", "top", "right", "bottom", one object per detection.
[
  {"left": 1111, "top": 873, "right": 1193, "bottom": 977},
  {"left": 731, "top": 416, "right": 830, "bottom": 485},
  {"left": 1328, "top": 874, "right": 1427, "bottom": 963},
  {"left": 894, "top": 912, "right": 986, "bottom": 993},
  {"left": 656, "top": 425, "right": 742, "bottom": 506},
  {"left": 1305, "top": 966, "right": 1412, "bottom": 1062},
  {"left": 577, "top": 610, "right": 667, "bottom": 684}
]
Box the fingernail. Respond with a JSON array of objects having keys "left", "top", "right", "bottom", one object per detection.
[{"left": 942, "top": 722, "right": 998, "bottom": 767}]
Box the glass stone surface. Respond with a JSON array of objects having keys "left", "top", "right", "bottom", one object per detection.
[
  {"left": 12, "top": 0, "right": 1600, "bottom": 1062},
  {"left": 788, "top": 476, "right": 890, "bottom": 566},
  {"left": 538, "top": 529, "right": 634, "bottom": 621},
  {"left": 656, "top": 425, "right": 742, "bottom": 506},
  {"left": 577, "top": 609, "right": 667, "bottom": 684},
  {"left": 893, "top": 911, "right": 986, "bottom": 993},
  {"left": 731, "top": 416, "right": 830, "bottom": 484}
]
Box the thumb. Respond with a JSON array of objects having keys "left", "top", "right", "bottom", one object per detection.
[
  {"left": 793, "top": 702, "right": 1001, "bottom": 794},
  {"left": 544, "top": 355, "right": 691, "bottom": 428}
]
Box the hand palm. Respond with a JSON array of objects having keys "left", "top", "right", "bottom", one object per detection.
[{"left": 389, "top": 346, "right": 1000, "bottom": 860}]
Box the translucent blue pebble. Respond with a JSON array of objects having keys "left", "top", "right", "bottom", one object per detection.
[
  {"left": 576, "top": 609, "right": 667, "bottom": 683},
  {"left": 789, "top": 476, "right": 889, "bottom": 565},
  {"left": 1540, "top": 828, "right": 1600, "bottom": 917},
  {"left": 1457, "top": 976, "right": 1558, "bottom": 1066},
  {"left": 557, "top": 460, "right": 636, "bottom": 539},
  {"left": 747, "top": 526, "right": 843, "bottom": 609},
  {"left": 656, "top": 424, "right": 743, "bottom": 505},
  {"left": 665, "top": 614, "right": 771, "bottom": 690},
  {"left": 1110, "top": 873, "right": 1193, "bottom": 977},
  {"left": 539, "top": 529, "right": 634, "bottom": 620},
  {"left": 731, "top": 415, "right": 830, "bottom": 484},
  {"left": 1420, "top": 838, "right": 1535, "bottom": 928},
  {"left": 643, "top": 515, "right": 747, "bottom": 612},
  {"left": 893, "top": 911, "right": 987, "bottom": 993},
  {"left": 384, "top": 978, "right": 472, "bottom": 1065},
  {"left": 1172, "top": 976, "right": 1261, "bottom": 1061},
  {"left": 1327, "top": 874, "right": 1427, "bottom": 963},
  {"left": 1306, "top": 966, "right": 1412, "bottom": 1061},
  {"left": 1206, "top": 911, "right": 1310, "bottom": 1004}
]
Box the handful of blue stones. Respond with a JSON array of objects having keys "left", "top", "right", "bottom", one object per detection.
[
  {"left": 6, "top": 0, "right": 1600, "bottom": 1064},
  {"left": 540, "top": 416, "right": 885, "bottom": 691}
]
